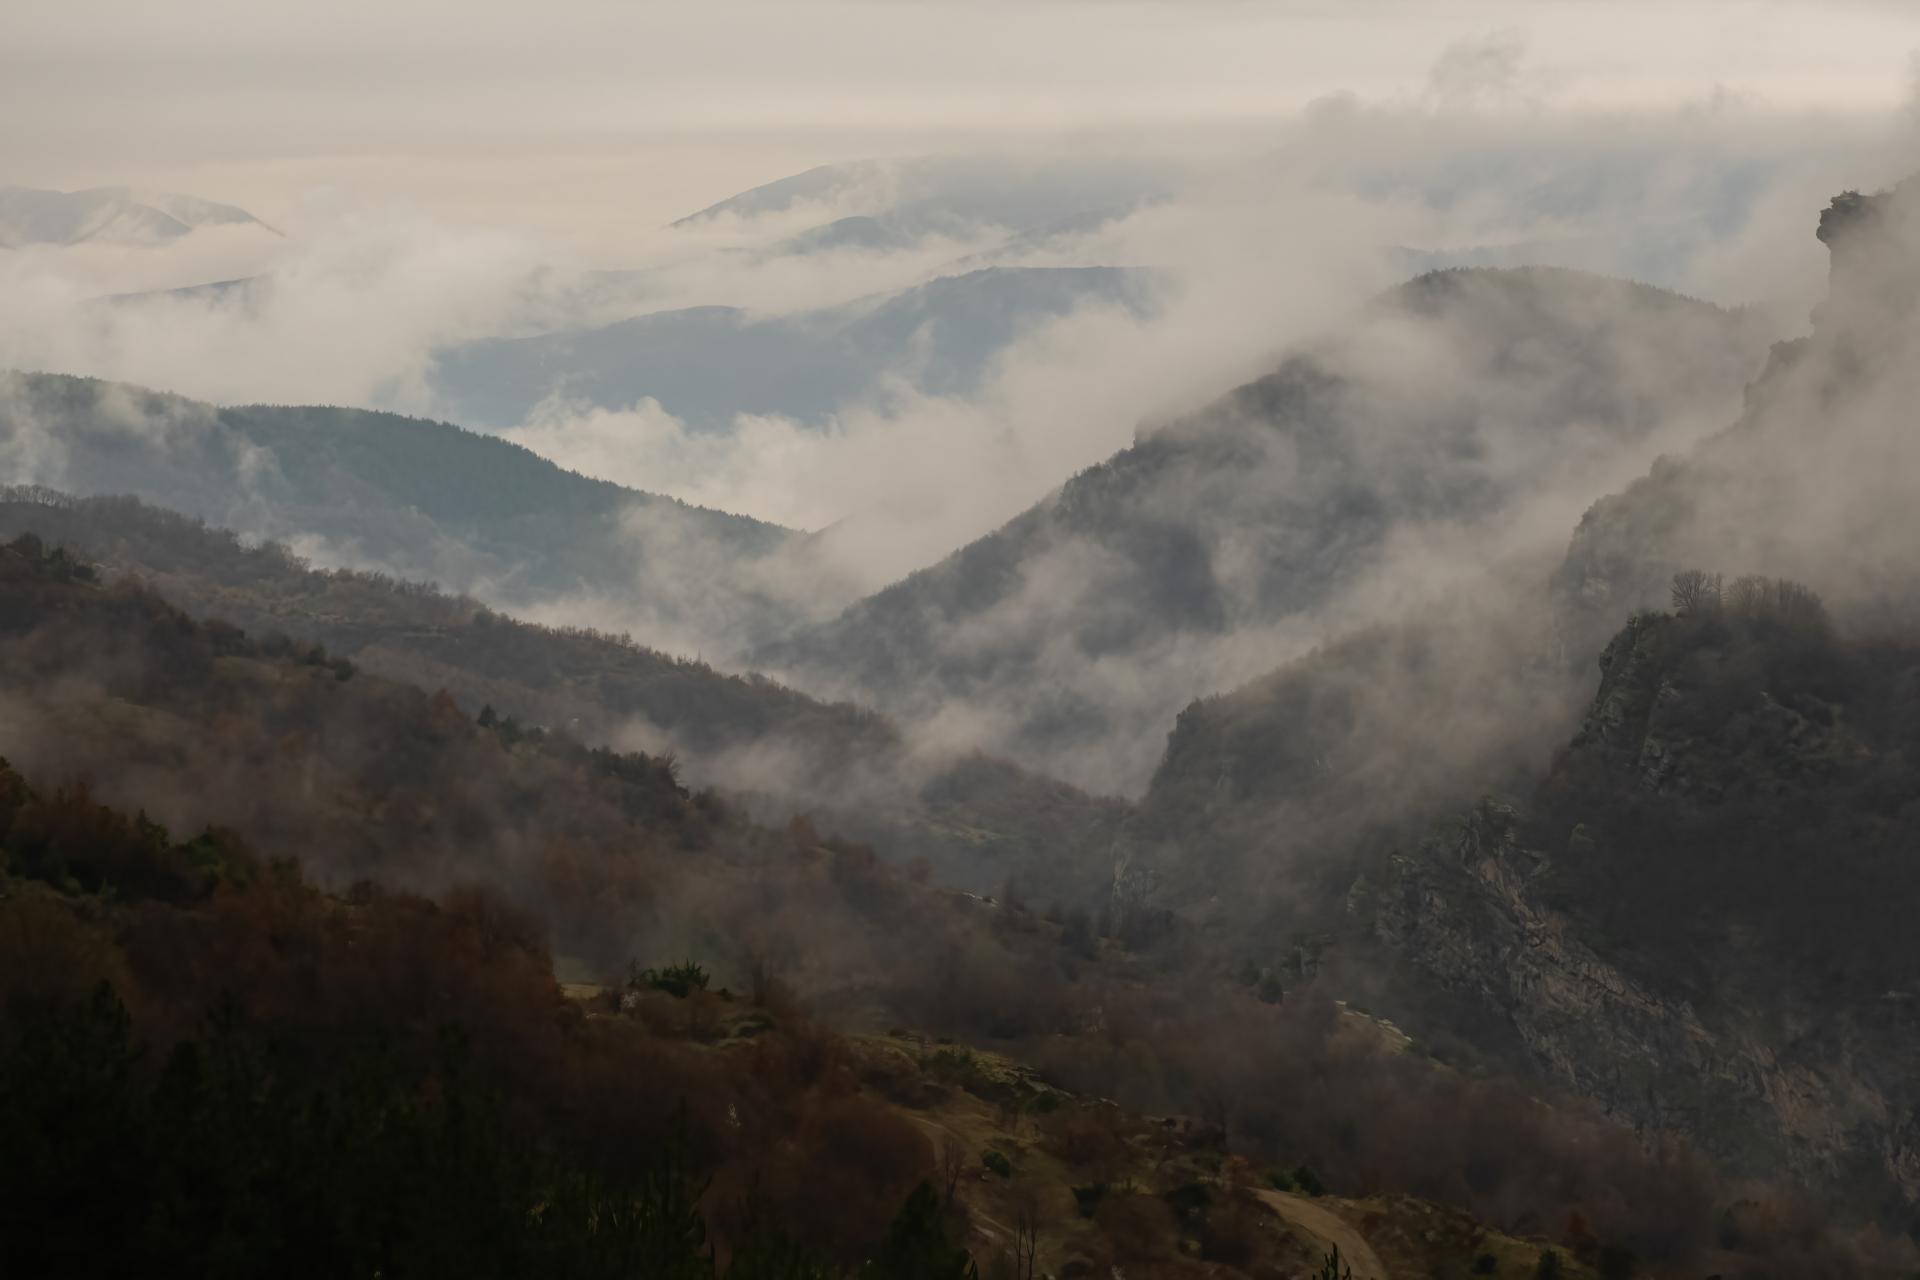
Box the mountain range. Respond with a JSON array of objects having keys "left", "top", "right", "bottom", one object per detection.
[
  {"left": 0, "top": 373, "right": 817, "bottom": 651},
  {"left": 1121, "top": 177, "right": 1920, "bottom": 1223},
  {"left": 0, "top": 185, "right": 274, "bottom": 248},
  {"left": 427, "top": 265, "right": 1157, "bottom": 431},
  {"left": 6, "top": 171, "right": 1920, "bottom": 1273},
  {"left": 756, "top": 266, "right": 1776, "bottom": 789},
  {"left": 672, "top": 154, "right": 1178, "bottom": 238}
]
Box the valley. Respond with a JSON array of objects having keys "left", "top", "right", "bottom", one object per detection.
[{"left": 7, "top": 15, "right": 1920, "bottom": 1272}]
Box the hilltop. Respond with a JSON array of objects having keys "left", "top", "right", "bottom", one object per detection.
[{"left": 0, "top": 372, "right": 811, "bottom": 653}]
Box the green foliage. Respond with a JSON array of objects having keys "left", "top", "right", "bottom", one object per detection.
[
  {"left": 1071, "top": 1183, "right": 1109, "bottom": 1218},
  {"left": 1472, "top": 1253, "right": 1499, "bottom": 1275},
  {"left": 1533, "top": 1249, "right": 1564, "bottom": 1280},
  {"left": 981, "top": 1149, "right": 1013, "bottom": 1178},
  {"left": 1292, "top": 1164, "right": 1326, "bottom": 1197},
  {"left": 632, "top": 960, "right": 713, "bottom": 999},
  {"left": 925, "top": 1046, "right": 976, "bottom": 1074},
  {"left": 1265, "top": 1168, "right": 1297, "bottom": 1192},
  {"left": 861, "top": 1182, "right": 978, "bottom": 1280},
  {"left": 0, "top": 763, "right": 261, "bottom": 904}
]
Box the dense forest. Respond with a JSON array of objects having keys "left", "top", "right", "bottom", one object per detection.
[
  {"left": 0, "top": 530, "right": 1903, "bottom": 1276},
  {"left": 9, "top": 176, "right": 1920, "bottom": 1276},
  {"left": 0, "top": 486, "right": 1126, "bottom": 907},
  {"left": 0, "top": 756, "right": 973, "bottom": 1277}
]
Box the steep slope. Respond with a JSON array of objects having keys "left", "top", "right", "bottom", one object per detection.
[
  {"left": 0, "top": 371, "right": 813, "bottom": 652},
  {"left": 760, "top": 267, "right": 1773, "bottom": 790},
  {"left": 0, "top": 750, "right": 1639, "bottom": 1280},
  {"left": 1135, "top": 178, "right": 1920, "bottom": 1225},
  {"left": 0, "top": 529, "right": 1896, "bottom": 1274},
  {"left": 1553, "top": 177, "right": 1920, "bottom": 657},
  {"left": 1360, "top": 181, "right": 1920, "bottom": 1220},
  {"left": 1126, "top": 579, "right": 1581, "bottom": 934},
  {"left": 1366, "top": 597, "right": 1920, "bottom": 1223},
  {"left": 1129, "top": 585, "right": 1920, "bottom": 1228},
  {"left": 0, "top": 529, "right": 1019, "bottom": 978},
  {"left": 427, "top": 266, "right": 1156, "bottom": 431},
  {"left": 0, "top": 491, "right": 1124, "bottom": 905}
]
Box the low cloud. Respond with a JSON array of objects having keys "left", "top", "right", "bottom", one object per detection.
[{"left": 1, "top": 91, "right": 1912, "bottom": 713}]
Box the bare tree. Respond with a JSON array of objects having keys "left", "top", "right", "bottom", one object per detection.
[
  {"left": 1010, "top": 1187, "right": 1042, "bottom": 1280},
  {"left": 995, "top": 1093, "right": 1027, "bottom": 1139},
  {"left": 1194, "top": 1079, "right": 1230, "bottom": 1148},
  {"left": 939, "top": 1131, "right": 970, "bottom": 1205},
  {"left": 1670, "top": 569, "right": 1722, "bottom": 616},
  {"left": 1725, "top": 574, "right": 1830, "bottom": 637}
]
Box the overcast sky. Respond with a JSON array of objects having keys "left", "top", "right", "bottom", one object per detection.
[{"left": 5, "top": 0, "right": 1918, "bottom": 251}]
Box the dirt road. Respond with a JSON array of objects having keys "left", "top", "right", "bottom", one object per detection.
[{"left": 1249, "top": 1189, "right": 1389, "bottom": 1279}]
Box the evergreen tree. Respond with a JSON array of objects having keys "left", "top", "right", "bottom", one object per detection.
[{"left": 863, "top": 1182, "right": 978, "bottom": 1280}]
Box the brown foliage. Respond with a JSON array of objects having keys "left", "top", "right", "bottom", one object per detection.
[
  {"left": 1095, "top": 1191, "right": 1178, "bottom": 1263},
  {"left": 0, "top": 893, "right": 134, "bottom": 1042},
  {"left": 1044, "top": 1103, "right": 1133, "bottom": 1178}
]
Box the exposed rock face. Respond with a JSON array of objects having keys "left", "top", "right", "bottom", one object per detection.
[
  {"left": 1370, "top": 799, "right": 1730, "bottom": 1139},
  {"left": 1815, "top": 176, "right": 1920, "bottom": 369},
  {"left": 1133, "top": 178, "right": 1920, "bottom": 1218},
  {"left": 1553, "top": 176, "right": 1920, "bottom": 660},
  {"left": 1369, "top": 604, "right": 1920, "bottom": 1216}
]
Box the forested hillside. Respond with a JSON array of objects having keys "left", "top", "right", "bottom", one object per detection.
[
  {"left": 8, "top": 135, "right": 1919, "bottom": 1280},
  {"left": 5, "top": 744, "right": 1656, "bottom": 1279},
  {"left": 0, "top": 373, "right": 808, "bottom": 652},
  {"left": 1100, "top": 178, "right": 1920, "bottom": 1238},
  {"left": 16, "top": 4, "right": 1920, "bottom": 1276},
  {"left": 758, "top": 267, "right": 1773, "bottom": 790},
  {"left": 0, "top": 526, "right": 1902, "bottom": 1275},
  {"left": 0, "top": 489, "right": 1123, "bottom": 905}
]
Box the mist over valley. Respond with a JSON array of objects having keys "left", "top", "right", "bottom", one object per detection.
[{"left": 7, "top": 3, "right": 1920, "bottom": 1275}]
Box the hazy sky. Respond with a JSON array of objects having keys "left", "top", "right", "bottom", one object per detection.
[{"left": 6, "top": 0, "right": 1917, "bottom": 251}]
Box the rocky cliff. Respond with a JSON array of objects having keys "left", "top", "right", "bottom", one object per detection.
[
  {"left": 1553, "top": 175, "right": 1920, "bottom": 660},
  {"left": 1370, "top": 601, "right": 1920, "bottom": 1220}
]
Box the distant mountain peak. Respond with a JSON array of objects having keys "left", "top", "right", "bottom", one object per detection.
[
  {"left": 0, "top": 184, "right": 275, "bottom": 248},
  {"left": 669, "top": 154, "right": 1178, "bottom": 249}
]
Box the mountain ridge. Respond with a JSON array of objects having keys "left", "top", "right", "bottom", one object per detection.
[
  {"left": 427, "top": 264, "right": 1157, "bottom": 431},
  {"left": 756, "top": 265, "right": 1774, "bottom": 790},
  {"left": 0, "top": 369, "right": 817, "bottom": 653},
  {"left": 0, "top": 184, "right": 274, "bottom": 247}
]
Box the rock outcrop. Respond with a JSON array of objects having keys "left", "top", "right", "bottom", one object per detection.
[
  {"left": 1552, "top": 175, "right": 1920, "bottom": 660},
  {"left": 1369, "top": 599, "right": 1920, "bottom": 1216}
]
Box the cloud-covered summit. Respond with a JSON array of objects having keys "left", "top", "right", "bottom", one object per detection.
[{"left": 0, "top": 185, "right": 273, "bottom": 249}]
